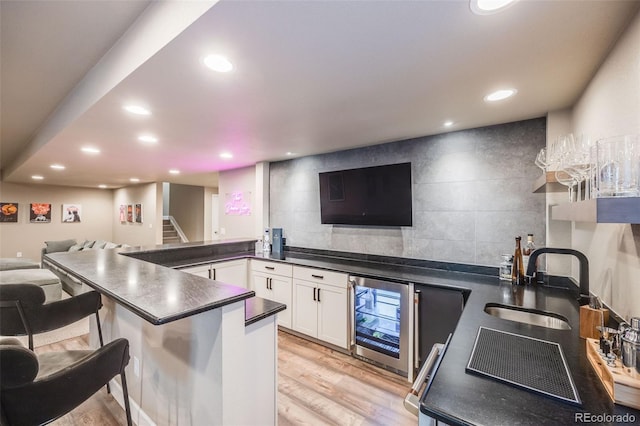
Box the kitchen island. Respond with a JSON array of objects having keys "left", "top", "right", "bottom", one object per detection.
[{"left": 44, "top": 246, "right": 285, "bottom": 426}]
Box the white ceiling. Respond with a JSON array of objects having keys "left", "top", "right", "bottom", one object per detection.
[{"left": 2, "top": 0, "right": 639, "bottom": 189}]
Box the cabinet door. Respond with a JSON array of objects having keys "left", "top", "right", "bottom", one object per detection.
[
  {"left": 251, "top": 271, "right": 292, "bottom": 329},
  {"left": 270, "top": 275, "right": 292, "bottom": 329},
  {"left": 317, "top": 284, "right": 348, "bottom": 349},
  {"left": 251, "top": 272, "right": 271, "bottom": 299},
  {"left": 180, "top": 264, "right": 211, "bottom": 279},
  {"left": 292, "top": 280, "right": 318, "bottom": 337},
  {"left": 212, "top": 259, "right": 247, "bottom": 288}
]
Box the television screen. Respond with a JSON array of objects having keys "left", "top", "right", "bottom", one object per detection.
[{"left": 319, "top": 162, "right": 412, "bottom": 226}]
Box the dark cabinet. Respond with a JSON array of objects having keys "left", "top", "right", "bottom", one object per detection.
[{"left": 414, "top": 284, "right": 465, "bottom": 371}]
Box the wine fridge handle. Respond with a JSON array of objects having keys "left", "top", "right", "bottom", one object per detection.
[{"left": 349, "top": 278, "right": 356, "bottom": 351}]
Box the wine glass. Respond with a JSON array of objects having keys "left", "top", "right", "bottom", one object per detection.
[
  {"left": 555, "top": 167, "right": 576, "bottom": 202},
  {"left": 535, "top": 148, "right": 548, "bottom": 172}
]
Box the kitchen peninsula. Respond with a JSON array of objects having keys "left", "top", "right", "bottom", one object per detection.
[
  {"left": 43, "top": 239, "right": 640, "bottom": 426},
  {"left": 43, "top": 239, "right": 284, "bottom": 426}
]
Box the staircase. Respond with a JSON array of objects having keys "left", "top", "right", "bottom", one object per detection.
[{"left": 163, "top": 219, "right": 182, "bottom": 244}]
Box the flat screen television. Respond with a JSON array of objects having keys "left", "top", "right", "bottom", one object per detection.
[{"left": 319, "top": 162, "right": 412, "bottom": 226}]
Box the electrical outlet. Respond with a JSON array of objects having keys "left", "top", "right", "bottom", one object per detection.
[
  {"left": 133, "top": 356, "right": 140, "bottom": 377},
  {"left": 16, "top": 252, "right": 22, "bottom": 258},
  {"left": 220, "top": 227, "right": 226, "bottom": 235}
]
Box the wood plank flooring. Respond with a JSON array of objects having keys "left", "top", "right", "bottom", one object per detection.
[{"left": 35, "top": 331, "right": 416, "bottom": 425}]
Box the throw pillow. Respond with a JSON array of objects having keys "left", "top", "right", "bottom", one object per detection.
[
  {"left": 68, "top": 244, "right": 83, "bottom": 252},
  {"left": 93, "top": 240, "right": 107, "bottom": 249},
  {"left": 104, "top": 242, "right": 118, "bottom": 249},
  {"left": 44, "top": 239, "right": 77, "bottom": 254}
]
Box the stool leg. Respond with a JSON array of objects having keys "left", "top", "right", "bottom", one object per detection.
[{"left": 120, "top": 371, "right": 133, "bottom": 426}]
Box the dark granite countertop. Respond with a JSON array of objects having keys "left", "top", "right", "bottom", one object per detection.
[
  {"left": 245, "top": 296, "right": 286, "bottom": 326},
  {"left": 46, "top": 242, "right": 640, "bottom": 424},
  {"left": 44, "top": 249, "right": 255, "bottom": 325},
  {"left": 161, "top": 247, "right": 640, "bottom": 424}
]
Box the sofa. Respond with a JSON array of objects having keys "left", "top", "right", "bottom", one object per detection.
[{"left": 41, "top": 239, "right": 125, "bottom": 296}]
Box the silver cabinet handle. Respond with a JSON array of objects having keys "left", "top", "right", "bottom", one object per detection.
[{"left": 403, "top": 342, "right": 444, "bottom": 417}]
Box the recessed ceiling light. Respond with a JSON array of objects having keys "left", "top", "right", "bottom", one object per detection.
[
  {"left": 50, "top": 164, "right": 66, "bottom": 170},
  {"left": 470, "top": 0, "right": 517, "bottom": 15},
  {"left": 81, "top": 146, "right": 101, "bottom": 154},
  {"left": 130, "top": 178, "right": 140, "bottom": 183},
  {"left": 286, "top": 152, "right": 297, "bottom": 156},
  {"left": 444, "top": 121, "right": 454, "bottom": 127},
  {"left": 169, "top": 169, "right": 180, "bottom": 175},
  {"left": 98, "top": 184, "right": 107, "bottom": 189},
  {"left": 484, "top": 89, "right": 517, "bottom": 102},
  {"left": 123, "top": 105, "right": 151, "bottom": 115},
  {"left": 220, "top": 152, "right": 233, "bottom": 159},
  {"left": 138, "top": 134, "right": 158, "bottom": 143},
  {"left": 31, "top": 175, "right": 44, "bottom": 180},
  {"left": 203, "top": 54, "right": 233, "bottom": 73}
]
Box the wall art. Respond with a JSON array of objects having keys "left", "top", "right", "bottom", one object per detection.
[
  {"left": 127, "top": 205, "right": 134, "bottom": 222},
  {"left": 135, "top": 203, "right": 143, "bottom": 223},
  {"left": 119, "top": 204, "right": 126, "bottom": 222},
  {"left": 0, "top": 203, "right": 19, "bottom": 223},
  {"left": 224, "top": 191, "right": 252, "bottom": 216},
  {"left": 30, "top": 203, "right": 51, "bottom": 223},
  {"left": 62, "top": 204, "right": 82, "bottom": 223}
]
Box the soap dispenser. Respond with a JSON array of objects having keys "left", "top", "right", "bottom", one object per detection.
[{"left": 263, "top": 228, "right": 271, "bottom": 254}]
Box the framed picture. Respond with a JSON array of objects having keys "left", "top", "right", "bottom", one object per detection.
[
  {"left": 135, "top": 203, "right": 143, "bottom": 223},
  {"left": 62, "top": 204, "right": 82, "bottom": 223},
  {"left": 119, "top": 204, "right": 126, "bottom": 222},
  {"left": 127, "top": 205, "right": 133, "bottom": 222},
  {"left": 0, "top": 203, "right": 19, "bottom": 223},
  {"left": 30, "top": 203, "right": 51, "bottom": 223}
]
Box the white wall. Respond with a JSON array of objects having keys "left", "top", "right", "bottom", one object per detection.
[
  {"left": 113, "top": 182, "right": 163, "bottom": 247},
  {"left": 566, "top": 10, "right": 640, "bottom": 319},
  {"left": 0, "top": 182, "right": 113, "bottom": 261},
  {"left": 218, "top": 166, "right": 258, "bottom": 239},
  {"left": 168, "top": 183, "right": 205, "bottom": 242}
]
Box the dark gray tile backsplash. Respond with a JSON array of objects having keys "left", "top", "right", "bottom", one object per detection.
[{"left": 270, "top": 117, "right": 546, "bottom": 267}]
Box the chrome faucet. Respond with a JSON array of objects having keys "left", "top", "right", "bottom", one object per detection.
[{"left": 526, "top": 248, "right": 590, "bottom": 305}]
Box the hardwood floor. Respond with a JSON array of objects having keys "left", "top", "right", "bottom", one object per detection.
[{"left": 36, "top": 331, "right": 416, "bottom": 425}]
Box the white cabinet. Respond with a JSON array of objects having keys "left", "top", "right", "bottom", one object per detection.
[
  {"left": 180, "top": 264, "right": 211, "bottom": 278},
  {"left": 211, "top": 259, "right": 247, "bottom": 288},
  {"left": 250, "top": 260, "right": 293, "bottom": 328},
  {"left": 292, "top": 266, "right": 349, "bottom": 349},
  {"left": 180, "top": 259, "right": 248, "bottom": 288}
]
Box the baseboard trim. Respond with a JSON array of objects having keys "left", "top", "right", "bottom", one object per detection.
[{"left": 109, "top": 377, "right": 156, "bottom": 426}]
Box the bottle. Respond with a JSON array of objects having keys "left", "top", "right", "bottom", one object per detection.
[
  {"left": 511, "top": 236, "right": 525, "bottom": 285},
  {"left": 522, "top": 234, "right": 536, "bottom": 272},
  {"left": 263, "top": 228, "right": 271, "bottom": 254}
]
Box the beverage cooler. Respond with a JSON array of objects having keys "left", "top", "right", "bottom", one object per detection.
[{"left": 350, "top": 276, "right": 409, "bottom": 375}]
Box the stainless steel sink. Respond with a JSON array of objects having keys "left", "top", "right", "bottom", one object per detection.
[{"left": 484, "top": 303, "right": 571, "bottom": 330}]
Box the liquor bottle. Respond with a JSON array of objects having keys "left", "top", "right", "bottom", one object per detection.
[
  {"left": 522, "top": 233, "right": 536, "bottom": 272},
  {"left": 511, "top": 236, "right": 525, "bottom": 285}
]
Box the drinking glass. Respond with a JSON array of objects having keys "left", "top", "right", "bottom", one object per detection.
[{"left": 596, "top": 135, "right": 640, "bottom": 197}]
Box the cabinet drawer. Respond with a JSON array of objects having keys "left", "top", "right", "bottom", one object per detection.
[
  {"left": 293, "top": 266, "right": 348, "bottom": 288},
  {"left": 250, "top": 260, "right": 292, "bottom": 277}
]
